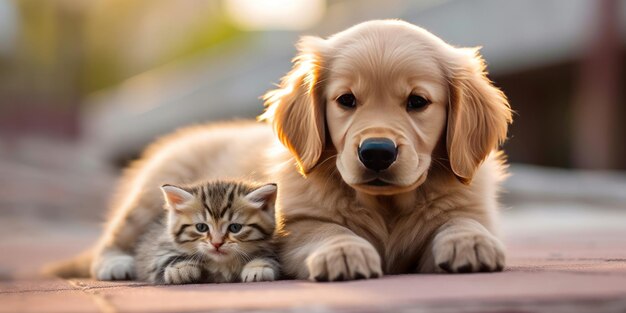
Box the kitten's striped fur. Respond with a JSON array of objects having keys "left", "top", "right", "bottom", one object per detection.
[{"left": 135, "top": 180, "right": 279, "bottom": 284}]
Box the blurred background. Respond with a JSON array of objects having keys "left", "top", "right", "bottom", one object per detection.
[{"left": 0, "top": 0, "right": 625, "bottom": 279}]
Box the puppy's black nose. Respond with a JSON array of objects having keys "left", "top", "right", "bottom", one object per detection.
[{"left": 358, "top": 138, "right": 397, "bottom": 171}]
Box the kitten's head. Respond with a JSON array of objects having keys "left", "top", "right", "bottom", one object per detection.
[{"left": 160, "top": 181, "right": 277, "bottom": 263}]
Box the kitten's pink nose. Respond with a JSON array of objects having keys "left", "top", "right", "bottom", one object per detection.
[{"left": 212, "top": 242, "right": 223, "bottom": 250}]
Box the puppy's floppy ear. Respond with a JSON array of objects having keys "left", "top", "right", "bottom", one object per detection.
[
  {"left": 446, "top": 48, "right": 512, "bottom": 184},
  {"left": 260, "top": 36, "right": 327, "bottom": 175}
]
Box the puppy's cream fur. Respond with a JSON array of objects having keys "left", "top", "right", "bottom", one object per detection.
[{"left": 47, "top": 20, "right": 511, "bottom": 281}]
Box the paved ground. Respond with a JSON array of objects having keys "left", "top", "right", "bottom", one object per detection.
[{"left": 1, "top": 138, "right": 625, "bottom": 313}]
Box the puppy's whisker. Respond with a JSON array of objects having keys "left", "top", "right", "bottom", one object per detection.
[{"left": 316, "top": 154, "right": 338, "bottom": 168}]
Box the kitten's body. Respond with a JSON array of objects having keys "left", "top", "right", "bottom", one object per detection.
[{"left": 135, "top": 180, "right": 279, "bottom": 284}]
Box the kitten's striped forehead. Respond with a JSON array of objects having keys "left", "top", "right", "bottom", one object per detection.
[{"left": 191, "top": 181, "right": 257, "bottom": 220}]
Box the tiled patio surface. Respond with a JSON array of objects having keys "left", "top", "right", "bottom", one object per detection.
[{"left": 2, "top": 226, "right": 626, "bottom": 313}]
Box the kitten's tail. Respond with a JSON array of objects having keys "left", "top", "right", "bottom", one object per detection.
[{"left": 41, "top": 250, "right": 93, "bottom": 278}]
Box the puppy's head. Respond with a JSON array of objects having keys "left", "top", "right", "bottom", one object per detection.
[{"left": 262, "top": 20, "right": 512, "bottom": 195}]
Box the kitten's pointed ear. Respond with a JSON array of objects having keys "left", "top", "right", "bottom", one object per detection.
[
  {"left": 161, "top": 184, "right": 194, "bottom": 211},
  {"left": 244, "top": 183, "right": 277, "bottom": 212}
]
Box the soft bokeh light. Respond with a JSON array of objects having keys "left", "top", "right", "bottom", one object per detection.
[{"left": 224, "top": 0, "right": 325, "bottom": 30}]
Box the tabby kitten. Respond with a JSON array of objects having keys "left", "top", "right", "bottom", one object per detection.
[{"left": 135, "top": 180, "right": 279, "bottom": 284}]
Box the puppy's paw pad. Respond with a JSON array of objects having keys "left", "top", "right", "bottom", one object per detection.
[
  {"left": 306, "top": 236, "right": 383, "bottom": 282},
  {"left": 433, "top": 231, "right": 505, "bottom": 273},
  {"left": 95, "top": 254, "right": 135, "bottom": 281}
]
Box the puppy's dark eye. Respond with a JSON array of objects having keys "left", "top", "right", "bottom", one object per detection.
[
  {"left": 407, "top": 95, "right": 430, "bottom": 111},
  {"left": 336, "top": 93, "right": 356, "bottom": 109},
  {"left": 195, "top": 223, "right": 209, "bottom": 232},
  {"left": 228, "top": 223, "right": 243, "bottom": 233}
]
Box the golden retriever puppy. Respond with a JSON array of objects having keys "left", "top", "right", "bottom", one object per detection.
[
  {"left": 263, "top": 19, "right": 512, "bottom": 280},
  {"left": 47, "top": 20, "right": 511, "bottom": 282}
]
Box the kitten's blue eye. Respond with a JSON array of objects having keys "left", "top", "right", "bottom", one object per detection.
[
  {"left": 195, "top": 223, "right": 209, "bottom": 232},
  {"left": 228, "top": 223, "right": 242, "bottom": 233}
]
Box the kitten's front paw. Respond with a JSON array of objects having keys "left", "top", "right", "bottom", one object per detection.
[
  {"left": 432, "top": 220, "right": 505, "bottom": 273},
  {"left": 92, "top": 253, "right": 135, "bottom": 281},
  {"left": 241, "top": 259, "right": 277, "bottom": 282},
  {"left": 306, "top": 235, "right": 382, "bottom": 282},
  {"left": 164, "top": 262, "right": 202, "bottom": 284}
]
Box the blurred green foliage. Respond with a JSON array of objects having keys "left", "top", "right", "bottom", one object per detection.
[{"left": 2, "top": 0, "right": 244, "bottom": 107}]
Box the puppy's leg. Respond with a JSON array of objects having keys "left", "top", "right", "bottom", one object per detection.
[
  {"left": 91, "top": 249, "right": 135, "bottom": 281},
  {"left": 91, "top": 197, "right": 161, "bottom": 280},
  {"left": 281, "top": 220, "right": 383, "bottom": 281},
  {"left": 424, "top": 217, "right": 505, "bottom": 273}
]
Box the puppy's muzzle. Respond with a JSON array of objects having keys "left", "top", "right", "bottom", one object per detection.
[{"left": 358, "top": 138, "right": 397, "bottom": 172}]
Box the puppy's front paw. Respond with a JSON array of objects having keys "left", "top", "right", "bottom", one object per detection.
[
  {"left": 93, "top": 253, "right": 136, "bottom": 281},
  {"left": 241, "top": 259, "right": 277, "bottom": 282},
  {"left": 306, "top": 235, "right": 382, "bottom": 282},
  {"left": 163, "top": 262, "right": 202, "bottom": 284},
  {"left": 432, "top": 221, "right": 505, "bottom": 273}
]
